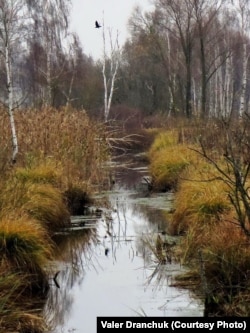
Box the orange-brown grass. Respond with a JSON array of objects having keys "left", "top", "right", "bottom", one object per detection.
[
  {"left": 0, "top": 168, "right": 70, "bottom": 231},
  {"left": 0, "top": 164, "right": 69, "bottom": 330},
  {"left": 0, "top": 106, "right": 109, "bottom": 192},
  {"left": 225, "top": 289, "right": 250, "bottom": 316},
  {"left": 0, "top": 107, "right": 111, "bottom": 330},
  {"left": 169, "top": 161, "right": 231, "bottom": 235},
  {"left": 170, "top": 159, "right": 250, "bottom": 316},
  {"left": 148, "top": 130, "right": 179, "bottom": 157},
  {"left": 22, "top": 182, "right": 70, "bottom": 230},
  {"left": 14, "top": 160, "right": 62, "bottom": 186},
  {"left": 148, "top": 142, "right": 199, "bottom": 191},
  {"left": 0, "top": 215, "right": 53, "bottom": 288},
  {"left": 201, "top": 221, "right": 250, "bottom": 286},
  {"left": 178, "top": 218, "right": 250, "bottom": 316},
  {"left": 147, "top": 121, "right": 250, "bottom": 316},
  {"left": 0, "top": 271, "right": 24, "bottom": 316},
  {"left": 0, "top": 271, "right": 47, "bottom": 332}
]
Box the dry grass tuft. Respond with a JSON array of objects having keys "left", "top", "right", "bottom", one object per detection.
[
  {"left": 15, "top": 161, "right": 62, "bottom": 187},
  {"left": 149, "top": 143, "right": 199, "bottom": 191},
  {"left": 0, "top": 215, "right": 53, "bottom": 276},
  {"left": 0, "top": 106, "right": 111, "bottom": 331},
  {"left": 0, "top": 106, "right": 110, "bottom": 191},
  {"left": 147, "top": 119, "right": 250, "bottom": 316},
  {"left": 169, "top": 162, "right": 231, "bottom": 235},
  {"left": 148, "top": 130, "right": 179, "bottom": 157},
  {"left": 0, "top": 169, "right": 70, "bottom": 231}
]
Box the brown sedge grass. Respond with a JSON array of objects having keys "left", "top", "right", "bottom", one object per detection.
[
  {"left": 149, "top": 142, "right": 200, "bottom": 190},
  {"left": 147, "top": 121, "right": 250, "bottom": 315},
  {"left": 0, "top": 106, "right": 109, "bottom": 191},
  {"left": 169, "top": 159, "right": 231, "bottom": 235},
  {"left": 0, "top": 106, "right": 111, "bottom": 330},
  {"left": 0, "top": 214, "right": 53, "bottom": 275},
  {"left": 0, "top": 272, "right": 46, "bottom": 332},
  {"left": 177, "top": 218, "right": 250, "bottom": 315},
  {"left": 0, "top": 170, "right": 70, "bottom": 231},
  {"left": 169, "top": 159, "right": 250, "bottom": 315}
]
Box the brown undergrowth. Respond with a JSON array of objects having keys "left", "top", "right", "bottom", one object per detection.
[
  {"left": 147, "top": 117, "right": 250, "bottom": 316},
  {"left": 0, "top": 106, "right": 110, "bottom": 331}
]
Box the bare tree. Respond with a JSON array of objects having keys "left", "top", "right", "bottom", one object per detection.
[
  {"left": 61, "top": 33, "right": 79, "bottom": 108},
  {"left": 231, "top": 0, "right": 250, "bottom": 117},
  {"left": 155, "top": 0, "right": 197, "bottom": 118},
  {"left": 193, "top": 0, "right": 227, "bottom": 118},
  {"left": 101, "top": 19, "right": 120, "bottom": 122},
  {"left": 0, "top": 0, "right": 29, "bottom": 163},
  {"left": 194, "top": 117, "right": 250, "bottom": 237},
  {"left": 28, "top": 0, "right": 71, "bottom": 106}
]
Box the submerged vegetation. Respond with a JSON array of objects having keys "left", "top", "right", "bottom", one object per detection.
[
  {"left": 0, "top": 107, "right": 110, "bottom": 332},
  {"left": 147, "top": 117, "right": 250, "bottom": 317}
]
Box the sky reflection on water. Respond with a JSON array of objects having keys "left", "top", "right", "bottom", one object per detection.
[{"left": 45, "top": 157, "right": 204, "bottom": 333}]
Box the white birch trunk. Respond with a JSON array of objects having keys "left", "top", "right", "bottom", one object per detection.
[
  {"left": 213, "top": 47, "right": 221, "bottom": 117},
  {"left": 102, "top": 24, "right": 108, "bottom": 121},
  {"left": 46, "top": 42, "right": 52, "bottom": 106},
  {"left": 224, "top": 55, "right": 231, "bottom": 116},
  {"left": 192, "top": 78, "right": 197, "bottom": 116},
  {"left": 106, "top": 60, "right": 118, "bottom": 119},
  {"left": 5, "top": 41, "right": 18, "bottom": 163},
  {"left": 213, "top": 67, "right": 218, "bottom": 117},
  {"left": 102, "top": 25, "right": 120, "bottom": 122},
  {"left": 239, "top": 42, "right": 248, "bottom": 117},
  {"left": 234, "top": 0, "right": 250, "bottom": 117},
  {"left": 218, "top": 54, "right": 224, "bottom": 116},
  {"left": 166, "top": 32, "right": 173, "bottom": 115}
]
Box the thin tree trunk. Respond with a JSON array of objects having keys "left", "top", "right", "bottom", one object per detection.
[
  {"left": 214, "top": 55, "right": 219, "bottom": 117},
  {"left": 46, "top": 37, "right": 53, "bottom": 106},
  {"left": 5, "top": 41, "right": 18, "bottom": 163},
  {"left": 106, "top": 60, "right": 118, "bottom": 119},
  {"left": 225, "top": 54, "right": 233, "bottom": 117},
  {"left": 239, "top": 42, "right": 248, "bottom": 117},
  {"left": 186, "top": 55, "right": 192, "bottom": 118},
  {"left": 102, "top": 25, "right": 120, "bottom": 122},
  {"left": 200, "top": 34, "right": 207, "bottom": 118}
]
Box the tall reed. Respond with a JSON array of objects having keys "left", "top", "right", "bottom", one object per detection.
[
  {"left": 0, "top": 106, "right": 110, "bottom": 331},
  {"left": 147, "top": 120, "right": 250, "bottom": 316}
]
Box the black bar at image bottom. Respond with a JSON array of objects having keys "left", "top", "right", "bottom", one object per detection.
[{"left": 97, "top": 317, "right": 250, "bottom": 332}]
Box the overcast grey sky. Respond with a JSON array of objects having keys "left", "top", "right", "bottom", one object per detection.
[{"left": 70, "top": 0, "right": 153, "bottom": 60}]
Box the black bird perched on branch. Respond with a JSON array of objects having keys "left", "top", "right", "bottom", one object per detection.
[{"left": 95, "top": 20, "right": 101, "bottom": 28}]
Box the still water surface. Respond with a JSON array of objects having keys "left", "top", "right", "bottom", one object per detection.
[{"left": 45, "top": 155, "right": 204, "bottom": 332}]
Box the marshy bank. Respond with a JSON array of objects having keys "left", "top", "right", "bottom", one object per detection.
[
  {"left": 42, "top": 152, "right": 204, "bottom": 332},
  {"left": 1, "top": 109, "right": 250, "bottom": 332},
  {"left": 0, "top": 107, "right": 110, "bottom": 332},
  {"left": 146, "top": 118, "right": 250, "bottom": 317}
]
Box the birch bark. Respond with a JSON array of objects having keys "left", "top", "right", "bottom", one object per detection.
[
  {"left": 102, "top": 24, "right": 120, "bottom": 122},
  {"left": 234, "top": 0, "right": 250, "bottom": 117},
  {"left": 5, "top": 39, "right": 18, "bottom": 163},
  {"left": 0, "top": 0, "right": 24, "bottom": 163}
]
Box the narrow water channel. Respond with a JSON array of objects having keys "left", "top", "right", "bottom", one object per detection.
[{"left": 45, "top": 154, "right": 204, "bottom": 333}]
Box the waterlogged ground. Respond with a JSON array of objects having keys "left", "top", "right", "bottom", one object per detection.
[{"left": 45, "top": 155, "right": 204, "bottom": 333}]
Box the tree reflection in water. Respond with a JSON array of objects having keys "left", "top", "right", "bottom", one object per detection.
[
  {"left": 43, "top": 155, "right": 204, "bottom": 332},
  {"left": 43, "top": 224, "right": 100, "bottom": 330}
]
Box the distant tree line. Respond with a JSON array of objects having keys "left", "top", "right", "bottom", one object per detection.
[
  {"left": 119, "top": 0, "right": 250, "bottom": 119},
  {"left": 1, "top": 0, "right": 250, "bottom": 120}
]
